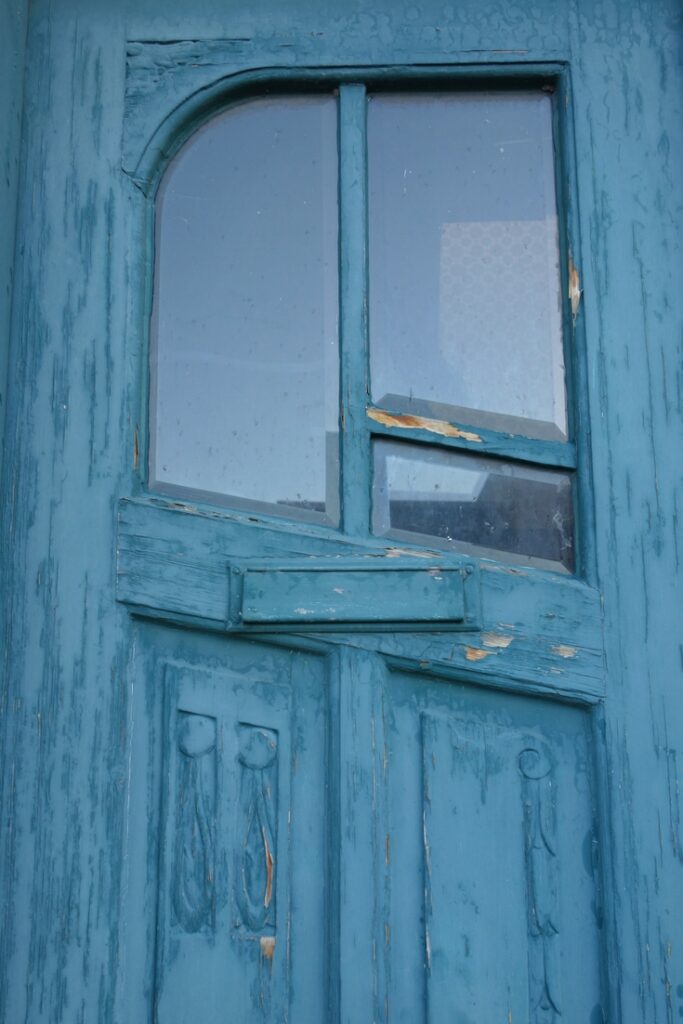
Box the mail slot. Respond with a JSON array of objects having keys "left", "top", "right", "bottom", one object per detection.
[{"left": 227, "top": 558, "right": 478, "bottom": 631}]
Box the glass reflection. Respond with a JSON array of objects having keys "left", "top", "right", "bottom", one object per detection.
[
  {"left": 150, "top": 95, "right": 339, "bottom": 522},
  {"left": 368, "top": 91, "right": 566, "bottom": 441},
  {"left": 373, "top": 441, "right": 574, "bottom": 571}
]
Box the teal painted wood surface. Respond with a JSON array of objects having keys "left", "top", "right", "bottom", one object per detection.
[
  {"left": 1, "top": 2, "right": 682, "bottom": 1022},
  {"left": 0, "top": 0, "right": 29, "bottom": 478},
  {"left": 338, "top": 83, "right": 372, "bottom": 537},
  {"left": 234, "top": 562, "right": 470, "bottom": 626},
  {"left": 365, "top": 403, "right": 579, "bottom": 468}
]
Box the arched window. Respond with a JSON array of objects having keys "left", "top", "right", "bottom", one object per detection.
[{"left": 150, "top": 83, "right": 577, "bottom": 572}]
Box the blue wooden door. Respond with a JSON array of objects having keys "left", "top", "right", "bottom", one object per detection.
[
  {"left": 115, "top": 57, "right": 605, "bottom": 1022},
  {"left": 1, "top": 3, "right": 682, "bottom": 1023}
]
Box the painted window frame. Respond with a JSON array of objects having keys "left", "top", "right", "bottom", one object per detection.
[{"left": 139, "top": 65, "right": 594, "bottom": 581}]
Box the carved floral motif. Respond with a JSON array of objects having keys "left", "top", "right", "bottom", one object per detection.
[
  {"left": 519, "top": 746, "right": 561, "bottom": 1022},
  {"left": 173, "top": 711, "right": 217, "bottom": 933},
  {"left": 235, "top": 725, "right": 278, "bottom": 935}
]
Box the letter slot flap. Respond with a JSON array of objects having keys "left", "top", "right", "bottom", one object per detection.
[{"left": 227, "top": 557, "right": 479, "bottom": 632}]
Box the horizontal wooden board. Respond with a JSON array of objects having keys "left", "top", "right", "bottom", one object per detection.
[{"left": 116, "top": 497, "right": 605, "bottom": 699}]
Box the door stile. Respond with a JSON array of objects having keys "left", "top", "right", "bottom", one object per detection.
[
  {"left": 337, "top": 645, "right": 390, "bottom": 1022},
  {"left": 325, "top": 644, "right": 343, "bottom": 1024},
  {"left": 588, "top": 700, "right": 621, "bottom": 1022}
]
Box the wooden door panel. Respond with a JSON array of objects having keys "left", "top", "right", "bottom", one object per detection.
[
  {"left": 129, "top": 628, "right": 329, "bottom": 1023},
  {"left": 356, "top": 665, "right": 604, "bottom": 1023}
]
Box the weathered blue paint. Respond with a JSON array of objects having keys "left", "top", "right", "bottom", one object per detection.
[
  {"left": 339, "top": 83, "right": 372, "bottom": 537},
  {"left": 230, "top": 558, "right": 475, "bottom": 627},
  {"left": 123, "top": 53, "right": 591, "bottom": 577},
  {"left": 0, "top": 0, "right": 29, "bottom": 478},
  {"left": 365, "top": 404, "right": 578, "bottom": 467},
  {"left": 1, "top": 2, "right": 683, "bottom": 1022},
  {"left": 116, "top": 496, "right": 605, "bottom": 699}
]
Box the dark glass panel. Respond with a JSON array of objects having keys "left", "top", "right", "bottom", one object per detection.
[{"left": 373, "top": 441, "right": 574, "bottom": 571}]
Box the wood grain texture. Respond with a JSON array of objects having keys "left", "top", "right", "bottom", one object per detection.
[
  {"left": 0, "top": 1, "right": 682, "bottom": 1021},
  {"left": 0, "top": 0, "right": 28, "bottom": 478},
  {"left": 0, "top": 5, "right": 132, "bottom": 1021},
  {"left": 566, "top": 3, "right": 683, "bottom": 1018}
]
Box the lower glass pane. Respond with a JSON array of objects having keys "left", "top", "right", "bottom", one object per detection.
[{"left": 373, "top": 441, "right": 574, "bottom": 572}]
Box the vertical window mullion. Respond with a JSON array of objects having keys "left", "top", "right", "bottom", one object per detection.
[{"left": 338, "top": 83, "right": 371, "bottom": 537}]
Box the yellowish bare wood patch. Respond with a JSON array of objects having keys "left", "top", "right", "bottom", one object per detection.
[
  {"left": 568, "top": 255, "right": 582, "bottom": 321},
  {"left": 465, "top": 646, "right": 491, "bottom": 662},
  {"left": 482, "top": 632, "right": 513, "bottom": 649},
  {"left": 552, "top": 644, "right": 578, "bottom": 659},
  {"left": 367, "top": 407, "right": 482, "bottom": 442}
]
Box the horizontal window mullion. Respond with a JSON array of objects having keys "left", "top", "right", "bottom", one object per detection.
[{"left": 366, "top": 406, "right": 576, "bottom": 469}]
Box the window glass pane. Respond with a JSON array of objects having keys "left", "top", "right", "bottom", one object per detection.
[
  {"left": 373, "top": 441, "right": 574, "bottom": 572},
  {"left": 151, "top": 95, "right": 339, "bottom": 522},
  {"left": 368, "top": 91, "right": 566, "bottom": 441}
]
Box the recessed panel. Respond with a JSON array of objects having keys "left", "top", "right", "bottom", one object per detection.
[
  {"left": 234, "top": 562, "right": 469, "bottom": 626},
  {"left": 379, "top": 670, "right": 604, "bottom": 1023},
  {"left": 151, "top": 95, "right": 339, "bottom": 522},
  {"left": 152, "top": 643, "right": 328, "bottom": 1024}
]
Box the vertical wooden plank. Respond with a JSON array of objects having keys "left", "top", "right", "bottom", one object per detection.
[
  {"left": 337, "top": 647, "right": 386, "bottom": 1023},
  {"left": 567, "top": 2, "right": 683, "bottom": 1018},
  {"left": 0, "top": 3, "right": 132, "bottom": 1020},
  {"left": 553, "top": 70, "right": 598, "bottom": 585},
  {"left": 0, "top": 8, "right": 29, "bottom": 1017},
  {"left": 0, "top": 0, "right": 28, "bottom": 478},
  {"left": 338, "top": 83, "right": 371, "bottom": 537},
  {"left": 421, "top": 715, "right": 530, "bottom": 1021},
  {"left": 325, "top": 648, "right": 342, "bottom": 1024},
  {"left": 286, "top": 647, "right": 330, "bottom": 1024}
]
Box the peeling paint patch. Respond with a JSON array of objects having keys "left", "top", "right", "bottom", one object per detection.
[
  {"left": 465, "top": 646, "right": 491, "bottom": 662},
  {"left": 551, "top": 644, "right": 577, "bottom": 659},
  {"left": 481, "top": 632, "right": 513, "bottom": 649},
  {"left": 262, "top": 827, "right": 274, "bottom": 907},
  {"left": 568, "top": 255, "right": 582, "bottom": 321},
  {"left": 260, "top": 936, "right": 276, "bottom": 960},
  {"left": 367, "top": 407, "right": 482, "bottom": 442},
  {"left": 385, "top": 546, "right": 437, "bottom": 558},
  {"left": 486, "top": 564, "right": 528, "bottom": 577}
]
